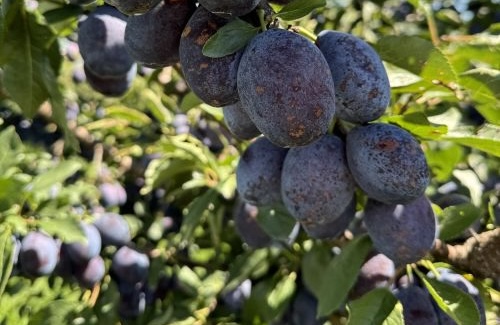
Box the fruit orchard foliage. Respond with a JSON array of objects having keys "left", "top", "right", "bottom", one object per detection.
[{"left": 0, "top": 0, "right": 499, "bottom": 325}]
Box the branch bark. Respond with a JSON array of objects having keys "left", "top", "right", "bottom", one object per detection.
[{"left": 431, "top": 228, "right": 500, "bottom": 279}]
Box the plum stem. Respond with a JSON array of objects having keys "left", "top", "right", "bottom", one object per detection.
[
  {"left": 257, "top": 9, "right": 267, "bottom": 31},
  {"left": 290, "top": 26, "right": 317, "bottom": 43}
]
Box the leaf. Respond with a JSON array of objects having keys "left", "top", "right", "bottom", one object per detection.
[
  {"left": 142, "top": 88, "right": 173, "bottom": 124},
  {"left": 267, "top": 272, "right": 296, "bottom": 310},
  {"left": 105, "top": 105, "right": 152, "bottom": 126},
  {"left": 37, "top": 218, "right": 86, "bottom": 243},
  {"left": 417, "top": 272, "right": 481, "bottom": 325},
  {"left": 382, "top": 302, "right": 404, "bottom": 325},
  {"left": 202, "top": 19, "right": 259, "bottom": 58},
  {"left": 180, "top": 91, "right": 203, "bottom": 111},
  {"left": 425, "top": 143, "right": 464, "bottom": 182},
  {"left": 380, "top": 112, "right": 448, "bottom": 140},
  {"left": 438, "top": 203, "right": 481, "bottom": 241},
  {"left": 375, "top": 36, "right": 457, "bottom": 85},
  {"left": 275, "top": 0, "right": 326, "bottom": 21},
  {"left": 180, "top": 188, "right": 219, "bottom": 242},
  {"left": 256, "top": 205, "right": 297, "bottom": 242},
  {"left": 347, "top": 288, "right": 398, "bottom": 325},
  {"left": 27, "top": 159, "right": 82, "bottom": 192},
  {"left": 224, "top": 249, "right": 269, "bottom": 293},
  {"left": 27, "top": 300, "right": 79, "bottom": 325},
  {"left": 301, "top": 245, "right": 331, "bottom": 297},
  {"left": 317, "top": 235, "right": 373, "bottom": 317},
  {"left": 0, "top": 228, "right": 15, "bottom": 297},
  {"left": 459, "top": 68, "right": 500, "bottom": 125},
  {"left": 444, "top": 124, "right": 500, "bottom": 157}
]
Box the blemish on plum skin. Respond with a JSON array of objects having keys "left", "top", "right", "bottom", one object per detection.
[
  {"left": 376, "top": 139, "right": 398, "bottom": 151},
  {"left": 181, "top": 26, "right": 191, "bottom": 38},
  {"left": 368, "top": 88, "right": 379, "bottom": 99},
  {"left": 196, "top": 30, "right": 211, "bottom": 46},
  {"left": 199, "top": 63, "right": 209, "bottom": 69},
  {"left": 255, "top": 86, "right": 265, "bottom": 94}
]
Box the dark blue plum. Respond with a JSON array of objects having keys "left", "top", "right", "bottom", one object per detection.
[
  {"left": 236, "top": 137, "right": 288, "bottom": 206},
  {"left": 363, "top": 196, "right": 437, "bottom": 266},
  {"left": 316, "top": 31, "right": 390, "bottom": 123},
  {"left": 346, "top": 123, "right": 429, "bottom": 204},
  {"left": 105, "top": 0, "right": 160, "bottom": 15},
  {"left": 99, "top": 181, "right": 127, "bottom": 207},
  {"left": 281, "top": 135, "right": 355, "bottom": 226},
  {"left": 179, "top": 6, "right": 242, "bottom": 106},
  {"left": 65, "top": 223, "right": 102, "bottom": 265},
  {"left": 233, "top": 201, "right": 272, "bottom": 248},
  {"left": 223, "top": 101, "right": 261, "bottom": 140},
  {"left": 93, "top": 212, "right": 131, "bottom": 247},
  {"left": 198, "top": 0, "right": 260, "bottom": 18},
  {"left": 124, "top": 0, "right": 195, "bottom": 68},
  {"left": 75, "top": 255, "right": 106, "bottom": 289},
  {"left": 237, "top": 28, "right": 336, "bottom": 147},
  {"left": 111, "top": 246, "right": 150, "bottom": 285},
  {"left": 78, "top": 5, "right": 135, "bottom": 78},
  {"left": 19, "top": 231, "right": 59, "bottom": 277},
  {"left": 350, "top": 252, "right": 395, "bottom": 299},
  {"left": 394, "top": 283, "right": 439, "bottom": 325}
]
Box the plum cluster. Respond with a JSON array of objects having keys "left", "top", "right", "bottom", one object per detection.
[{"left": 13, "top": 212, "right": 158, "bottom": 320}]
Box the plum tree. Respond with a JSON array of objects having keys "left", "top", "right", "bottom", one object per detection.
[
  {"left": 105, "top": 0, "right": 160, "bottom": 15},
  {"left": 299, "top": 196, "right": 356, "bottom": 239},
  {"left": 394, "top": 282, "right": 439, "bottom": 325},
  {"left": 74, "top": 255, "right": 106, "bottom": 289},
  {"left": 350, "top": 252, "right": 396, "bottom": 299},
  {"left": 363, "top": 196, "right": 437, "bottom": 266},
  {"left": 65, "top": 223, "right": 102, "bottom": 265},
  {"left": 198, "top": 0, "right": 260, "bottom": 18},
  {"left": 19, "top": 232, "right": 59, "bottom": 277},
  {"left": 77, "top": 5, "right": 135, "bottom": 78},
  {"left": 93, "top": 212, "right": 131, "bottom": 247},
  {"left": 179, "top": 6, "right": 243, "bottom": 107},
  {"left": 124, "top": 0, "right": 195, "bottom": 69},
  {"left": 233, "top": 201, "right": 272, "bottom": 248},
  {"left": 236, "top": 137, "right": 288, "bottom": 206},
  {"left": 281, "top": 135, "right": 355, "bottom": 224},
  {"left": 346, "top": 123, "right": 429, "bottom": 204},
  {"left": 237, "top": 28, "right": 336, "bottom": 147},
  {"left": 223, "top": 101, "right": 261, "bottom": 140},
  {"left": 316, "top": 31, "right": 391, "bottom": 123}
]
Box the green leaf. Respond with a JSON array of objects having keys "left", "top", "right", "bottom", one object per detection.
[
  {"left": 142, "top": 88, "right": 173, "bottom": 124},
  {"left": 444, "top": 124, "right": 500, "bottom": 157},
  {"left": 301, "top": 245, "right": 331, "bottom": 297},
  {"left": 459, "top": 68, "right": 500, "bottom": 125},
  {"left": 317, "top": 235, "right": 372, "bottom": 317},
  {"left": 256, "top": 205, "right": 297, "bottom": 242},
  {"left": 180, "top": 91, "right": 203, "bottom": 111},
  {"left": 0, "top": 177, "right": 25, "bottom": 211},
  {"left": 267, "top": 272, "right": 296, "bottom": 310},
  {"left": 417, "top": 272, "right": 481, "bottom": 325},
  {"left": 0, "top": 227, "right": 15, "bottom": 297},
  {"left": 224, "top": 249, "right": 269, "bottom": 293},
  {"left": 275, "top": 0, "right": 326, "bottom": 21},
  {"left": 347, "top": 288, "right": 398, "bottom": 325},
  {"left": 28, "top": 300, "right": 78, "bottom": 325},
  {"left": 202, "top": 18, "right": 259, "bottom": 58},
  {"left": 37, "top": 218, "right": 86, "bottom": 243},
  {"left": 375, "top": 36, "right": 457, "bottom": 85},
  {"left": 380, "top": 112, "right": 448, "bottom": 140},
  {"left": 105, "top": 105, "right": 152, "bottom": 126},
  {"left": 180, "top": 188, "right": 219, "bottom": 242},
  {"left": 43, "top": 5, "right": 82, "bottom": 25},
  {"left": 27, "top": 160, "right": 82, "bottom": 193},
  {"left": 438, "top": 203, "right": 481, "bottom": 241},
  {"left": 382, "top": 302, "right": 404, "bottom": 325},
  {"left": 425, "top": 143, "right": 464, "bottom": 182}
]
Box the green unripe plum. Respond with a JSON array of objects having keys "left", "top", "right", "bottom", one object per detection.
[
  {"left": 237, "top": 28, "right": 336, "bottom": 147},
  {"left": 316, "top": 31, "right": 390, "bottom": 123},
  {"left": 179, "top": 6, "right": 242, "bottom": 107},
  {"left": 125, "top": 0, "right": 195, "bottom": 69}
]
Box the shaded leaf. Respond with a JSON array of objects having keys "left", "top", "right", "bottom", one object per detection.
[
  {"left": 301, "top": 245, "right": 331, "bottom": 297},
  {"left": 444, "top": 124, "right": 500, "bottom": 157},
  {"left": 439, "top": 203, "right": 481, "bottom": 241},
  {"left": 27, "top": 160, "right": 82, "bottom": 192},
  {"left": 380, "top": 112, "right": 448, "bottom": 140},
  {"left": 202, "top": 18, "right": 259, "bottom": 58},
  {"left": 347, "top": 288, "right": 398, "bottom": 325},
  {"left": 317, "top": 235, "right": 372, "bottom": 316},
  {"left": 275, "top": 0, "right": 326, "bottom": 21},
  {"left": 180, "top": 188, "right": 219, "bottom": 242},
  {"left": 256, "top": 205, "right": 297, "bottom": 242}
]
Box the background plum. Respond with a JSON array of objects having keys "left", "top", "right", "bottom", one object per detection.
[
  {"left": 350, "top": 252, "right": 395, "bottom": 299},
  {"left": 105, "top": 0, "right": 160, "bottom": 15},
  {"left": 65, "top": 223, "right": 102, "bottom": 265},
  {"left": 233, "top": 201, "right": 272, "bottom": 248},
  {"left": 394, "top": 282, "right": 439, "bottom": 325},
  {"left": 19, "top": 232, "right": 59, "bottom": 277},
  {"left": 223, "top": 101, "right": 261, "bottom": 140},
  {"left": 93, "top": 212, "right": 131, "bottom": 247}
]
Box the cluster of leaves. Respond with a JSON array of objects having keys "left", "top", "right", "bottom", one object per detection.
[{"left": 0, "top": 0, "right": 499, "bottom": 324}]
